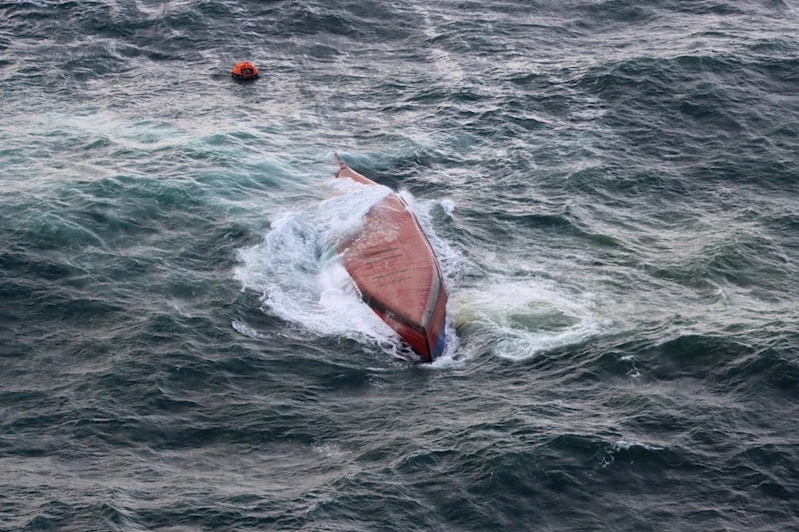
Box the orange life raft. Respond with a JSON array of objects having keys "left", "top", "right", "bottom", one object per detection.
[{"left": 232, "top": 61, "right": 259, "bottom": 80}]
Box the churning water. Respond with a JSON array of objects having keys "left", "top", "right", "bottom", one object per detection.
[{"left": 2, "top": 1, "right": 799, "bottom": 530}]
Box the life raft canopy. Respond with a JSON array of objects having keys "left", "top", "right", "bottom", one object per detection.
[{"left": 232, "top": 61, "right": 259, "bottom": 80}]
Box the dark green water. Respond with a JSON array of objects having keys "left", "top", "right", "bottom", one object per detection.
[{"left": 2, "top": 1, "right": 799, "bottom": 530}]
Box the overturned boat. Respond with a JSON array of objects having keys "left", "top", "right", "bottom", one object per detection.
[{"left": 335, "top": 155, "right": 447, "bottom": 362}]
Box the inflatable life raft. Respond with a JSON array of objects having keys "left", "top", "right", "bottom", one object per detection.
[{"left": 232, "top": 61, "right": 259, "bottom": 80}]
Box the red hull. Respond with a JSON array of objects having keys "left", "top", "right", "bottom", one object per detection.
[{"left": 335, "top": 156, "right": 447, "bottom": 361}]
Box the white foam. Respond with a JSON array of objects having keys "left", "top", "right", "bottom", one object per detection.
[
  {"left": 613, "top": 439, "right": 662, "bottom": 452},
  {"left": 454, "top": 278, "right": 607, "bottom": 361},
  {"left": 620, "top": 355, "right": 641, "bottom": 379},
  {"left": 427, "top": 337, "right": 466, "bottom": 369},
  {"left": 311, "top": 441, "right": 350, "bottom": 459},
  {"left": 441, "top": 199, "right": 456, "bottom": 217},
  {"left": 602, "top": 439, "right": 663, "bottom": 468},
  {"left": 234, "top": 180, "right": 406, "bottom": 351}
]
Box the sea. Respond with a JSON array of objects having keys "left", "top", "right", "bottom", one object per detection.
[{"left": 1, "top": 0, "right": 798, "bottom": 530}]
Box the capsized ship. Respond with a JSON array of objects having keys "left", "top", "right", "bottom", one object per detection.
[{"left": 335, "top": 154, "right": 447, "bottom": 362}]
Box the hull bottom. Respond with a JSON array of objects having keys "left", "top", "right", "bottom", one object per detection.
[{"left": 334, "top": 154, "right": 448, "bottom": 363}]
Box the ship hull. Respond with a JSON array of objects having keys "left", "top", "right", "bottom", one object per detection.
[{"left": 335, "top": 157, "right": 447, "bottom": 361}]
